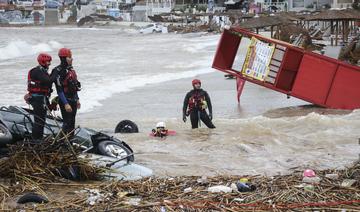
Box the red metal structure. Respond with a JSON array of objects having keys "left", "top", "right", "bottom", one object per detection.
[{"left": 212, "top": 27, "right": 360, "bottom": 110}]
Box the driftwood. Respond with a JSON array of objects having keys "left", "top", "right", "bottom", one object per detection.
[{"left": 1, "top": 159, "right": 359, "bottom": 211}]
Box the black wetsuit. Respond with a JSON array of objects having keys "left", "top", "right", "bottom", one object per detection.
[
  {"left": 183, "top": 89, "right": 215, "bottom": 129},
  {"left": 52, "top": 64, "right": 80, "bottom": 137},
  {"left": 29, "top": 66, "right": 57, "bottom": 139}
]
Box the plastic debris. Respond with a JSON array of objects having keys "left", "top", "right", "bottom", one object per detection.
[
  {"left": 304, "top": 184, "right": 315, "bottom": 192},
  {"left": 230, "top": 183, "right": 238, "bottom": 192},
  {"left": 303, "top": 169, "right": 316, "bottom": 177},
  {"left": 126, "top": 198, "right": 141, "bottom": 206},
  {"left": 341, "top": 179, "right": 356, "bottom": 187},
  {"left": 79, "top": 189, "right": 111, "bottom": 206},
  {"left": 197, "top": 176, "right": 208, "bottom": 185},
  {"left": 208, "top": 185, "right": 232, "bottom": 193},
  {"left": 239, "top": 178, "right": 249, "bottom": 183},
  {"left": 236, "top": 182, "right": 256, "bottom": 192},
  {"left": 302, "top": 176, "right": 321, "bottom": 184},
  {"left": 233, "top": 198, "right": 245, "bottom": 202},
  {"left": 325, "top": 174, "right": 339, "bottom": 180},
  {"left": 184, "top": 187, "right": 192, "bottom": 193}
]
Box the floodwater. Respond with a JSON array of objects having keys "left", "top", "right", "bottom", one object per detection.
[{"left": 0, "top": 26, "right": 359, "bottom": 177}]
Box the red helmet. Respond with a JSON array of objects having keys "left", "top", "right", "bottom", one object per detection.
[
  {"left": 37, "top": 53, "right": 52, "bottom": 67},
  {"left": 192, "top": 79, "right": 201, "bottom": 86},
  {"left": 58, "top": 48, "right": 72, "bottom": 57}
]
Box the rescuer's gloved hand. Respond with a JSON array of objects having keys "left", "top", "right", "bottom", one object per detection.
[{"left": 182, "top": 114, "right": 187, "bottom": 123}]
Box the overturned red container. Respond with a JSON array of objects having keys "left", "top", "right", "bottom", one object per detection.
[{"left": 212, "top": 27, "right": 360, "bottom": 110}]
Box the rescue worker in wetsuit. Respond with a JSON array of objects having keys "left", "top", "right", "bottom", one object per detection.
[
  {"left": 26, "top": 53, "right": 58, "bottom": 139},
  {"left": 182, "top": 79, "right": 215, "bottom": 129},
  {"left": 52, "top": 48, "right": 81, "bottom": 138}
]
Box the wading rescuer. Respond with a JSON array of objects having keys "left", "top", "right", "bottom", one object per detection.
[
  {"left": 52, "top": 48, "right": 81, "bottom": 138},
  {"left": 182, "top": 79, "right": 215, "bottom": 129},
  {"left": 25, "top": 53, "right": 58, "bottom": 139}
]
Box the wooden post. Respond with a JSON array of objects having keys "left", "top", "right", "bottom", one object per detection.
[
  {"left": 271, "top": 26, "right": 273, "bottom": 38},
  {"left": 335, "top": 20, "right": 339, "bottom": 46},
  {"left": 330, "top": 20, "right": 334, "bottom": 34},
  {"left": 278, "top": 25, "right": 280, "bottom": 39},
  {"left": 342, "top": 20, "right": 345, "bottom": 43},
  {"left": 256, "top": 28, "right": 259, "bottom": 34}
]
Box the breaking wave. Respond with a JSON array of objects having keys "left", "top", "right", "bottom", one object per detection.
[
  {"left": 79, "top": 68, "right": 214, "bottom": 113},
  {"left": 0, "top": 40, "right": 63, "bottom": 61}
]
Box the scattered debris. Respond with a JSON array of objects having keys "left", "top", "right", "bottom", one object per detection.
[
  {"left": 325, "top": 173, "right": 339, "bottom": 180},
  {"left": 183, "top": 187, "right": 192, "bottom": 193},
  {"left": 304, "top": 184, "right": 315, "bottom": 192},
  {"left": 17, "top": 192, "right": 49, "bottom": 204},
  {"left": 0, "top": 155, "right": 359, "bottom": 211},
  {"left": 196, "top": 176, "right": 208, "bottom": 185},
  {"left": 77, "top": 14, "right": 122, "bottom": 27},
  {"left": 0, "top": 136, "right": 105, "bottom": 183},
  {"left": 167, "top": 23, "right": 220, "bottom": 34},
  {"left": 302, "top": 176, "right": 321, "bottom": 184},
  {"left": 0, "top": 140, "right": 360, "bottom": 211},
  {"left": 341, "top": 179, "right": 357, "bottom": 188},
  {"left": 207, "top": 185, "right": 232, "bottom": 193},
  {"left": 79, "top": 188, "right": 112, "bottom": 206},
  {"left": 236, "top": 181, "right": 256, "bottom": 192}
]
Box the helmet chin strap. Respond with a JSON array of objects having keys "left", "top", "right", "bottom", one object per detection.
[
  {"left": 40, "top": 65, "right": 49, "bottom": 70},
  {"left": 60, "top": 57, "right": 68, "bottom": 67}
]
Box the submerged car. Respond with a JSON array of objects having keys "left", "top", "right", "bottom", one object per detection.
[
  {"left": 139, "top": 23, "right": 165, "bottom": 34},
  {"left": 0, "top": 105, "right": 152, "bottom": 180}
]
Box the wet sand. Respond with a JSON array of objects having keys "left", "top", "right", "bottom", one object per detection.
[{"left": 78, "top": 72, "right": 360, "bottom": 177}]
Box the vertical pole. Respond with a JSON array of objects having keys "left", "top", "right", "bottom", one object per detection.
[
  {"left": 335, "top": 20, "right": 339, "bottom": 46},
  {"left": 236, "top": 77, "right": 246, "bottom": 103},
  {"left": 342, "top": 20, "right": 345, "bottom": 44}
]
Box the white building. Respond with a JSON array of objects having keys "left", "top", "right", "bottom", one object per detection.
[
  {"left": 133, "top": 0, "right": 174, "bottom": 21},
  {"left": 288, "top": 0, "right": 353, "bottom": 11}
]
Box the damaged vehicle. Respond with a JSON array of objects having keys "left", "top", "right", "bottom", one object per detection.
[
  {"left": 139, "top": 23, "right": 167, "bottom": 34},
  {"left": 0, "top": 105, "right": 152, "bottom": 180}
]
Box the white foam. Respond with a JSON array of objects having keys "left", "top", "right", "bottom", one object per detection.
[
  {"left": 0, "top": 40, "right": 63, "bottom": 61},
  {"left": 79, "top": 68, "right": 214, "bottom": 113},
  {"left": 182, "top": 36, "right": 219, "bottom": 54}
]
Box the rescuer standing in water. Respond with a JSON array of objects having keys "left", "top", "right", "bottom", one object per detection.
[{"left": 182, "top": 79, "right": 215, "bottom": 129}]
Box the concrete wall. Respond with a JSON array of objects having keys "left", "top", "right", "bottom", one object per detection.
[
  {"left": 132, "top": 10, "right": 146, "bottom": 21},
  {"left": 45, "top": 9, "right": 59, "bottom": 25}
]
